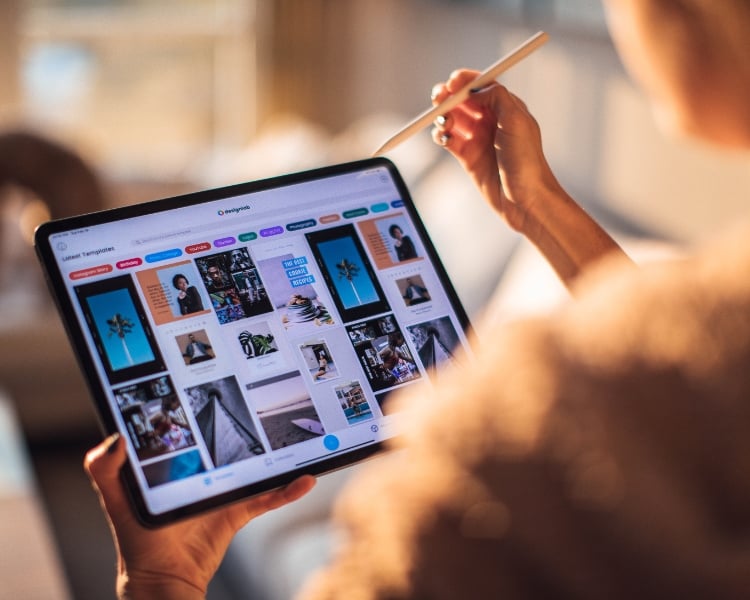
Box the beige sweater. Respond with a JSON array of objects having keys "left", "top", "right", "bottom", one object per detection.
[{"left": 301, "top": 222, "right": 750, "bottom": 599}]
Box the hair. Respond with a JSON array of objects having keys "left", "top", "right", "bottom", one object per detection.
[
  {"left": 388, "top": 224, "right": 402, "bottom": 237},
  {"left": 619, "top": 0, "right": 750, "bottom": 143},
  {"left": 150, "top": 411, "right": 168, "bottom": 427},
  {"left": 172, "top": 273, "right": 188, "bottom": 289},
  {"left": 656, "top": 1, "right": 750, "bottom": 71}
]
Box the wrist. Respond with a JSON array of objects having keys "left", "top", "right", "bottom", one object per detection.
[
  {"left": 117, "top": 570, "right": 207, "bottom": 600},
  {"left": 513, "top": 177, "right": 569, "bottom": 239}
]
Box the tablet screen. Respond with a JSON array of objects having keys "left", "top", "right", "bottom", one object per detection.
[{"left": 35, "top": 157, "right": 471, "bottom": 525}]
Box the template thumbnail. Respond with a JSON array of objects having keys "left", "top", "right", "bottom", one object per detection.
[
  {"left": 186, "top": 376, "right": 266, "bottom": 467},
  {"left": 306, "top": 224, "right": 391, "bottom": 323},
  {"left": 346, "top": 314, "right": 420, "bottom": 392},
  {"left": 75, "top": 274, "right": 166, "bottom": 385},
  {"left": 406, "top": 316, "right": 462, "bottom": 371},
  {"left": 247, "top": 371, "right": 325, "bottom": 451},
  {"left": 334, "top": 380, "right": 373, "bottom": 425},
  {"left": 113, "top": 374, "right": 197, "bottom": 462},
  {"left": 195, "top": 247, "right": 273, "bottom": 324}
]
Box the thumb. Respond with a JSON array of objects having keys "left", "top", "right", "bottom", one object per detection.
[{"left": 84, "top": 433, "right": 136, "bottom": 525}]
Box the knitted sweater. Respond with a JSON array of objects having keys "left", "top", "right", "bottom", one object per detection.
[{"left": 301, "top": 222, "right": 750, "bottom": 599}]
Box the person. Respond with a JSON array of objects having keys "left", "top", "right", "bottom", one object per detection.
[
  {"left": 182, "top": 333, "right": 213, "bottom": 365},
  {"left": 314, "top": 352, "right": 328, "bottom": 380},
  {"left": 402, "top": 277, "right": 430, "bottom": 305},
  {"left": 388, "top": 224, "right": 417, "bottom": 261},
  {"left": 160, "top": 396, "right": 190, "bottom": 430},
  {"left": 205, "top": 263, "right": 231, "bottom": 296},
  {"left": 172, "top": 274, "right": 204, "bottom": 315},
  {"left": 150, "top": 412, "right": 193, "bottom": 452},
  {"left": 86, "top": 1, "right": 750, "bottom": 597}
]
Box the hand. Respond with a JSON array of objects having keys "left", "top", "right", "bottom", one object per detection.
[
  {"left": 85, "top": 434, "right": 316, "bottom": 599},
  {"left": 430, "top": 69, "right": 564, "bottom": 234},
  {"left": 431, "top": 69, "right": 630, "bottom": 288}
]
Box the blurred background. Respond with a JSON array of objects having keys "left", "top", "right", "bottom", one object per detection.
[{"left": 0, "top": 1, "right": 748, "bottom": 598}]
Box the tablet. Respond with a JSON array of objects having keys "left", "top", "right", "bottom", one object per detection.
[{"left": 35, "top": 157, "right": 471, "bottom": 526}]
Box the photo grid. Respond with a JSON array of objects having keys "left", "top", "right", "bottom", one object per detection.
[{"left": 72, "top": 185, "right": 467, "bottom": 493}]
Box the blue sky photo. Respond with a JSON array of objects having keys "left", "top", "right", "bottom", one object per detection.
[
  {"left": 87, "top": 289, "right": 156, "bottom": 371},
  {"left": 317, "top": 237, "right": 379, "bottom": 309}
]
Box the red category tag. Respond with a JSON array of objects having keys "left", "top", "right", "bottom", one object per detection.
[
  {"left": 186, "top": 242, "right": 211, "bottom": 254},
  {"left": 116, "top": 258, "right": 143, "bottom": 269},
  {"left": 70, "top": 264, "right": 114, "bottom": 280}
]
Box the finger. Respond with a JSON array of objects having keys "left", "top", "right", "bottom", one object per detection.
[
  {"left": 84, "top": 433, "right": 126, "bottom": 487},
  {"left": 431, "top": 126, "right": 453, "bottom": 148},
  {"left": 445, "top": 68, "right": 481, "bottom": 94},
  {"left": 221, "top": 475, "right": 317, "bottom": 531},
  {"left": 282, "top": 474, "right": 316, "bottom": 502},
  {"left": 84, "top": 433, "right": 136, "bottom": 525},
  {"left": 431, "top": 82, "right": 449, "bottom": 106},
  {"left": 505, "top": 89, "right": 530, "bottom": 113},
  {"left": 432, "top": 68, "right": 487, "bottom": 106},
  {"left": 256, "top": 475, "right": 317, "bottom": 513},
  {"left": 433, "top": 113, "right": 451, "bottom": 132}
]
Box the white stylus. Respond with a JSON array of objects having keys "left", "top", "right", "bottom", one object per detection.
[{"left": 372, "top": 31, "right": 550, "bottom": 156}]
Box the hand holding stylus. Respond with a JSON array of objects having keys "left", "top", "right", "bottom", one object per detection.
[{"left": 371, "top": 31, "right": 549, "bottom": 156}]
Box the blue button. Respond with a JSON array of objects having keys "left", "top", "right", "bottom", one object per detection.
[
  {"left": 323, "top": 435, "right": 340, "bottom": 451},
  {"left": 145, "top": 248, "right": 182, "bottom": 263},
  {"left": 286, "top": 219, "right": 317, "bottom": 231}
]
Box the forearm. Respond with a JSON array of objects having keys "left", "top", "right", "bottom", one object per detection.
[{"left": 522, "top": 184, "right": 632, "bottom": 292}]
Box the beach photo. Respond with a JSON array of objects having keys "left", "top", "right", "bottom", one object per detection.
[{"left": 247, "top": 371, "right": 325, "bottom": 450}]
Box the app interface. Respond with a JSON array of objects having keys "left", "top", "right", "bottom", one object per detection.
[{"left": 44, "top": 164, "right": 469, "bottom": 515}]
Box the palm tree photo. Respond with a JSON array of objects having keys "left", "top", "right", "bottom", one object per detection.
[
  {"left": 107, "top": 313, "right": 136, "bottom": 366},
  {"left": 336, "top": 258, "right": 362, "bottom": 305}
]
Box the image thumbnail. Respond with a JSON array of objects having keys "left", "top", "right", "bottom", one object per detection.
[
  {"left": 141, "top": 450, "right": 205, "bottom": 488},
  {"left": 396, "top": 275, "right": 431, "bottom": 306},
  {"left": 237, "top": 321, "right": 278, "bottom": 359},
  {"left": 186, "top": 376, "right": 265, "bottom": 467},
  {"left": 75, "top": 274, "right": 166, "bottom": 385},
  {"left": 257, "top": 253, "right": 334, "bottom": 333},
  {"left": 135, "top": 261, "right": 210, "bottom": 325},
  {"left": 356, "top": 213, "right": 422, "bottom": 270},
  {"left": 170, "top": 271, "right": 205, "bottom": 316},
  {"left": 176, "top": 329, "right": 215, "bottom": 365},
  {"left": 334, "top": 380, "right": 373, "bottom": 425},
  {"left": 248, "top": 371, "right": 325, "bottom": 450},
  {"left": 196, "top": 247, "right": 272, "bottom": 325},
  {"left": 406, "top": 316, "right": 462, "bottom": 371},
  {"left": 347, "top": 315, "right": 421, "bottom": 392},
  {"left": 299, "top": 340, "right": 338, "bottom": 383},
  {"left": 387, "top": 222, "right": 418, "bottom": 262},
  {"left": 113, "top": 375, "right": 197, "bottom": 462},
  {"left": 306, "top": 224, "right": 391, "bottom": 323}
]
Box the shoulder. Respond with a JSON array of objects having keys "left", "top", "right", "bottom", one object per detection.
[{"left": 305, "top": 224, "right": 750, "bottom": 598}]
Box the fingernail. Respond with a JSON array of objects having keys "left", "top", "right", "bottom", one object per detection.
[
  {"left": 470, "top": 84, "right": 491, "bottom": 94},
  {"left": 106, "top": 432, "right": 121, "bottom": 454},
  {"left": 430, "top": 84, "right": 442, "bottom": 101}
]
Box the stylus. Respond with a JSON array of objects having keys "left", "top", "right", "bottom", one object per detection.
[{"left": 371, "top": 30, "right": 550, "bottom": 156}]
